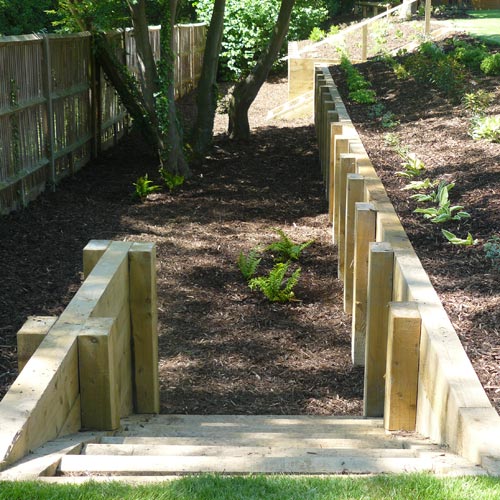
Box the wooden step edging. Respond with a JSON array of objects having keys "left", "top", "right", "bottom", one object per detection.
[
  {"left": 314, "top": 63, "right": 500, "bottom": 475},
  {"left": 0, "top": 240, "right": 159, "bottom": 470}
]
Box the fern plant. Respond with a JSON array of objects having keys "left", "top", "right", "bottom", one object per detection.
[
  {"left": 249, "top": 262, "right": 301, "bottom": 303},
  {"left": 237, "top": 249, "right": 261, "bottom": 281},
  {"left": 266, "top": 229, "right": 314, "bottom": 263}
]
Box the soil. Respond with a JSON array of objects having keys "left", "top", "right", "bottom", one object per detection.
[
  {"left": 329, "top": 37, "right": 500, "bottom": 415},
  {"left": 0, "top": 78, "right": 363, "bottom": 415}
]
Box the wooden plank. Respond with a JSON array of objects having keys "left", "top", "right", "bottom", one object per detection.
[
  {"left": 337, "top": 154, "right": 357, "bottom": 280},
  {"left": 102, "top": 435, "right": 407, "bottom": 449},
  {"left": 82, "top": 240, "right": 111, "bottom": 279},
  {"left": 84, "top": 443, "right": 422, "bottom": 458},
  {"left": 343, "top": 174, "right": 364, "bottom": 313},
  {"left": 328, "top": 122, "right": 343, "bottom": 224},
  {"left": 17, "top": 316, "right": 57, "bottom": 372},
  {"left": 120, "top": 414, "right": 384, "bottom": 428},
  {"left": 129, "top": 242, "right": 159, "bottom": 414},
  {"left": 78, "top": 317, "right": 120, "bottom": 431},
  {"left": 321, "top": 99, "right": 335, "bottom": 182},
  {"left": 363, "top": 242, "right": 394, "bottom": 417},
  {"left": 58, "top": 453, "right": 479, "bottom": 475},
  {"left": 352, "top": 202, "right": 377, "bottom": 366},
  {"left": 384, "top": 302, "right": 421, "bottom": 431}
]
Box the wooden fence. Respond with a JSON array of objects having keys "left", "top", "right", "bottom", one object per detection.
[
  {"left": 0, "top": 23, "right": 206, "bottom": 215},
  {"left": 314, "top": 65, "right": 500, "bottom": 474}
]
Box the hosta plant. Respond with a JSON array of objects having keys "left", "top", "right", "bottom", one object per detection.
[
  {"left": 159, "top": 168, "right": 185, "bottom": 192},
  {"left": 132, "top": 174, "right": 161, "bottom": 201},
  {"left": 414, "top": 203, "right": 470, "bottom": 223},
  {"left": 442, "top": 230, "right": 477, "bottom": 246},
  {"left": 249, "top": 262, "right": 301, "bottom": 303}
]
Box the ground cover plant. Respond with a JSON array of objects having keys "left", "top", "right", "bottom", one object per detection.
[
  {"left": 330, "top": 33, "right": 500, "bottom": 414},
  {"left": 1, "top": 474, "right": 500, "bottom": 499}
]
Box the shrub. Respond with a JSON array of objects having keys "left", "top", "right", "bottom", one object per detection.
[
  {"left": 309, "top": 27, "right": 326, "bottom": 42},
  {"left": 480, "top": 53, "right": 500, "bottom": 76},
  {"left": 452, "top": 42, "right": 489, "bottom": 73}
]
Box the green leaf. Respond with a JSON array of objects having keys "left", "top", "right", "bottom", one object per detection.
[{"left": 442, "top": 230, "right": 477, "bottom": 246}]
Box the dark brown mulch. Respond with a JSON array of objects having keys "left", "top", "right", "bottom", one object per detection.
[
  {"left": 0, "top": 80, "right": 364, "bottom": 415},
  {"left": 329, "top": 40, "right": 500, "bottom": 415}
]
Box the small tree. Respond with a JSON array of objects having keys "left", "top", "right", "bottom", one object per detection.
[{"left": 227, "top": 0, "right": 296, "bottom": 140}]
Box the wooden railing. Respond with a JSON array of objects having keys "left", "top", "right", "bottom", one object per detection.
[
  {"left": 0, "top": 240, "right": 158, "bottom": 469},
  {"left": 0, "top": 24, "right": 206, "bottom": 215},
  {"left": 314, "top": 64, "right": 500, "bottom": 473}
]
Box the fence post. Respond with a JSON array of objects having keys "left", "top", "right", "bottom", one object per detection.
[
  {"left": 384, "top": 302, "right": 421, "bottom": 431},
  {"left": 363, "top": 242, "right": 394, "bottom": 417},
  {"left": 337, "top": 154, "right": 357, "bottom": 280},
  {"left": 362, "top": 25, "right": 368, "bottom": 62},
  {"left": 83, "top": 240, "right": 112, "bottom": 279},
  {"left": 42, "top": 34, "right": 56, "bottom": 191},
  {"left": 425, "top": 0, "right": 431, "bottom": 35},
  {"left": 352, "top": 202, "right": 377, "bottom": 366},
  {"left": 343, "top": 173, "right": 364, "bottom": 313}
]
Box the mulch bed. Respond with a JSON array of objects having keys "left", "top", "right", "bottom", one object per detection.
[
  {"left": 329, "top": 39, "right": 500, "bottom": 415},
  {"left": 0, "top": 79, "right": 364, "bottom": 415}
]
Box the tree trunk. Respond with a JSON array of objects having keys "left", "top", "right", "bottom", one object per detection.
[
  {"left": 157, "top": 0, "right": 190, "bottom": 177},
  {"left": 227, "top": 0, "right": 296, "bottom": 140},
  {"left": 94, "top": 34, "right": 161, "bottom": 151},
  {"left": 127, "top": 0, "right": 159, "bottom": 117},
  {"left": 191, "top": 0, "right": 226, "bottom": 160}
]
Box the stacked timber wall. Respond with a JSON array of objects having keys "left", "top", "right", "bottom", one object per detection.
[
  {"left": 0, "top": 24, "right": 206, "bottom": 215},
  {"left": 314, "top": 65, "right": 500, "bottom": 473},
  {"left": 0, "top": 240, "right": 158, "bottom": 470}
]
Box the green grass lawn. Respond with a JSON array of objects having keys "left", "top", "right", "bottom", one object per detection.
[
  {"left": 1, "top": 474, "right": 500, "bottom": 500},
  {"left": 450, "top": 10, "right": 500, "bottom": 45}
]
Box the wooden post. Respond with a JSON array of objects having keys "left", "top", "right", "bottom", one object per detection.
[
  {"left": 352, "top": 202, "right": 377, "bottom": 366},
  {"left": 78, "top": 317, "right": 120, "bottom": 431},
  {"left": 314, "top": 73, "right": 326, "bottom": 131},
  {"left": 337, "top": 154, "right": 357, "bottom": 281},
  {"left": 83, "top": 240, "right": 111, "bottom": 279},
  {"left": 362, "top": 25, "right": 368, "bottom": 62},
  {"left": 17, "top": 316, "right": 57, "bottom": 372},
  {"left": 425, "top": 0, "right": 431, "bottom": 36},
  {"left": 363, "top": 242, "right": 394, "bottom": 417},
  {"left": 42, "top": 34, "right": 56, "bottom": 190},
  {"left": 328, "top": 121, "right": 343, "bottom": 224},
  {"left": 326, "top": 110, "right": 340, "bottom": 203},
  {"left": 332, "top": 136, "right": 350, "bottom": 245},
  {"left": 343, "top": 174, "right": 364, "bottom": 313},
  {"left": 321, "top": 100, "right": 335, "bottom": 182},
  {"left": 384, "top": 302, "right": 421, "bottom": 431},
  {"left": 129, "top": 242, "right": 159, "bottom": 414}
]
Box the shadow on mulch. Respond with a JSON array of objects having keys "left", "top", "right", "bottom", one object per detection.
[{"left": 0, "top": 122, "right": 363, "bottom": 415}]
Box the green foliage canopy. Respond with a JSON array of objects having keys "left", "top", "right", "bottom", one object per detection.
[
  {"left": 194, "top": 0, "right": 328, "bottom": 80},
  {"left": 0, "top": 0, "right": 56, "bottom": 36}
]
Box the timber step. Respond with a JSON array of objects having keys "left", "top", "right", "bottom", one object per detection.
[
  {"left": 266, "top": 90, "right": 314, "bottom": 120},
  {"left": 60, "top": 415, "right": 484, "bottom": 477},
  {"left": 0, "top": 415, "right": 486, "bottom": 480}
]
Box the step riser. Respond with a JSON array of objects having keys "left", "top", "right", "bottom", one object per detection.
[{"left": 59, "top": 454, "right": 484, "bottom": 476}]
